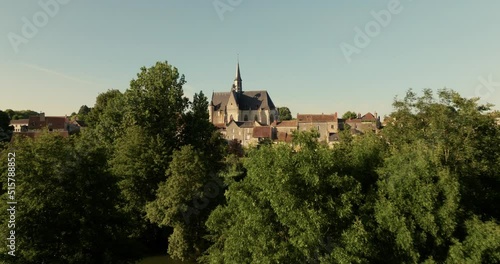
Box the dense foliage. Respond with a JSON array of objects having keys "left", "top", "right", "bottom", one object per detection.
[
  {"left": 3, "top": 109, "right": 38, "bottom": 121},
  {"left": 1, "top": 60, "right": 498, "bottom": 263},
  {"left": 278, "top": 106, "right": 293, "bottom": 121}
]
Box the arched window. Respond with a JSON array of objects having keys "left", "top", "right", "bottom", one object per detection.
[
  {"left": 254, "top": 115, "right": 258, "bottom": 121},
  {"left": 244, "top": 115, "right": 248, "bottom": 121},
  {"left": 230, "top": 115, "right": 233, "bottom": 121}
]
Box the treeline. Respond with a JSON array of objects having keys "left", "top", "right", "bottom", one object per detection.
[{"left": 1, "top": 61, "right": 499, "bottom": 263}]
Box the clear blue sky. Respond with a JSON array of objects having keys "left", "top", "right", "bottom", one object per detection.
[{"left": 1, "top": 0, "right": 499, "bottom": 117}]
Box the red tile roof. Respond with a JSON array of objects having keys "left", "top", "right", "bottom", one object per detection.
[
  {"left": 361, "top": 112, "right": 377, "bottom": 121},
  {"left": 28, "top": 116, "right": 67, "bottom": 130},
  {"left": 252, "top": 126, "right": 272, "bottom": 138},
  {"left": 276, "top": 120, "right": 298, "bottom": 127},
  {"left": 297, "top": 114, "right": 337, "bottom": 123}
]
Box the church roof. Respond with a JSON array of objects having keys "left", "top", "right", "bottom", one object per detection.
[{"left": 211, "top": 90, "right": 276, "bottom": 111}]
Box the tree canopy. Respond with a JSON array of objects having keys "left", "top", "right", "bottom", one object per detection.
[
  {"left": 342, "top": 110, "right": 358, "bottom": 119},
  {"left": 278, "top": 106, "right": 293, "bottom": 121}
]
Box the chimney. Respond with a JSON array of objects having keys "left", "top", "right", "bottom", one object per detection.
[
  {"left": 374, "top": 112, "right": 378, "bottom": 119},
  {"left": 40, "top": 112, "right": 45, "bottom": 122},
  {"left": 357, "top": 113, "right": 361, "bottom": 119}
]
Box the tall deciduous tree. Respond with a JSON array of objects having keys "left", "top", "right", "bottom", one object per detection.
[{"left": 147, "top": 145, "right": 225, "bottom": 261}]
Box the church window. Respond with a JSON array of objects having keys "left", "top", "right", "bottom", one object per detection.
[
  {"left": 254, "top": 115, "right": 258, "bottom": 121},
  {"left": 244, "top": 115, "right": 248, "bottom": 121}
]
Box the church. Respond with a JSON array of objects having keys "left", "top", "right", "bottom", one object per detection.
[{"left": 209, "top": 63, "right": 279, "bottom": 127}]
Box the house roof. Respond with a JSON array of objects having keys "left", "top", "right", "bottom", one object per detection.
[
  {"left": 10, "top": 119, "right": 29, "bottom": 125},
  {"left": 28, "top": 116, "right": 67, "bottom": 130},
  {"left": 252, "top": 126, "right": 272, "bottom": 138},
  {"left": 297, "top": 114, "right": 337, "bottom": 123},
  {"left": 211, "top": 90, "right": 276, "bottom": 111},
  {"left": 276, "top": 120, "right": 298, "bottom": 127},
  {"left": 361, "top": 112, "right": 377, "bottom": 121}
]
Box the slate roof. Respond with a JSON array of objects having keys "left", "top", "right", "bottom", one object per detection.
[{"left": 211, "top": 90, "right": 276, "bottom": 111}]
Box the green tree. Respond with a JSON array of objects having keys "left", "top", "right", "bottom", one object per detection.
[
  {"left": 75, "top": 105, "right": 92, "bottom": 122},
  {"left": 342, "top": 111, "right": 357, "bottom": 120},
  {"left": 374, "top": 142, "right": 460, "bottom": 263},
  {"left": 278, "top": 106, "right": 292, "bottom": 121},
  {"left": 147, "top": 145, "right": 225, "bottom": 261},
  {"left": 372, "top": 89, "right": 500, "bottom": 262},
  {"left": 110, "top": 62, "right": 227, "bottom": 257},
  {"left": 85, "top": 89, "right": 126, "bottom": 151},
  {"left": 383, "top": 89, "right": 500, "bottom": 220},
  {"left": 124, "top": 61, "right": 189, "bottom": 139},
  {"left": 203, "top": 131, "right": 363, "bottom": 263},
  {"left": 0, "top": 132, "right": 138, "bottom": 263},
  {"left": 4, "top": 110, "right": 38, "bottom": 120},
  {"left": 0, "top": 110, "right": 12, "bottom": 143},
  {"left": 446, "top": 216, "right": 500, "bottom": 263}
]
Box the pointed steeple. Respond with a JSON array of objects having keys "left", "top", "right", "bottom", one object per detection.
[{"left": 233, "top": 59, "right": 242, "bottom": 93}]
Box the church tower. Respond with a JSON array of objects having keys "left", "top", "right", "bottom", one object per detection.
[{"left": 232, "top": 62, "right": 242, "bottom": 93}]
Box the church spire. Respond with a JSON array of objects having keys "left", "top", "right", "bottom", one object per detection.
[{"left": 233, "top": 58, "right": 242, "bottom": 93}]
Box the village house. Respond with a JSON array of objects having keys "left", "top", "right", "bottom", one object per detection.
[
  {"left": 10, "top": 119, "right": 29, "bottom": 132},
  {"left": 297, "top": 113, "right": 343, "bottom": 143},
  {"left": 274, "top": 120, "right": 298, "bottom": 143},
  {"left": 225, "top": 120, "right": 273, "bottom": 146},
  {"left": 10, "top": 113, "right": 70, "bottom": 141},
  {"left": 345, "top": 112, "right": 381, "bottom": 134}
]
